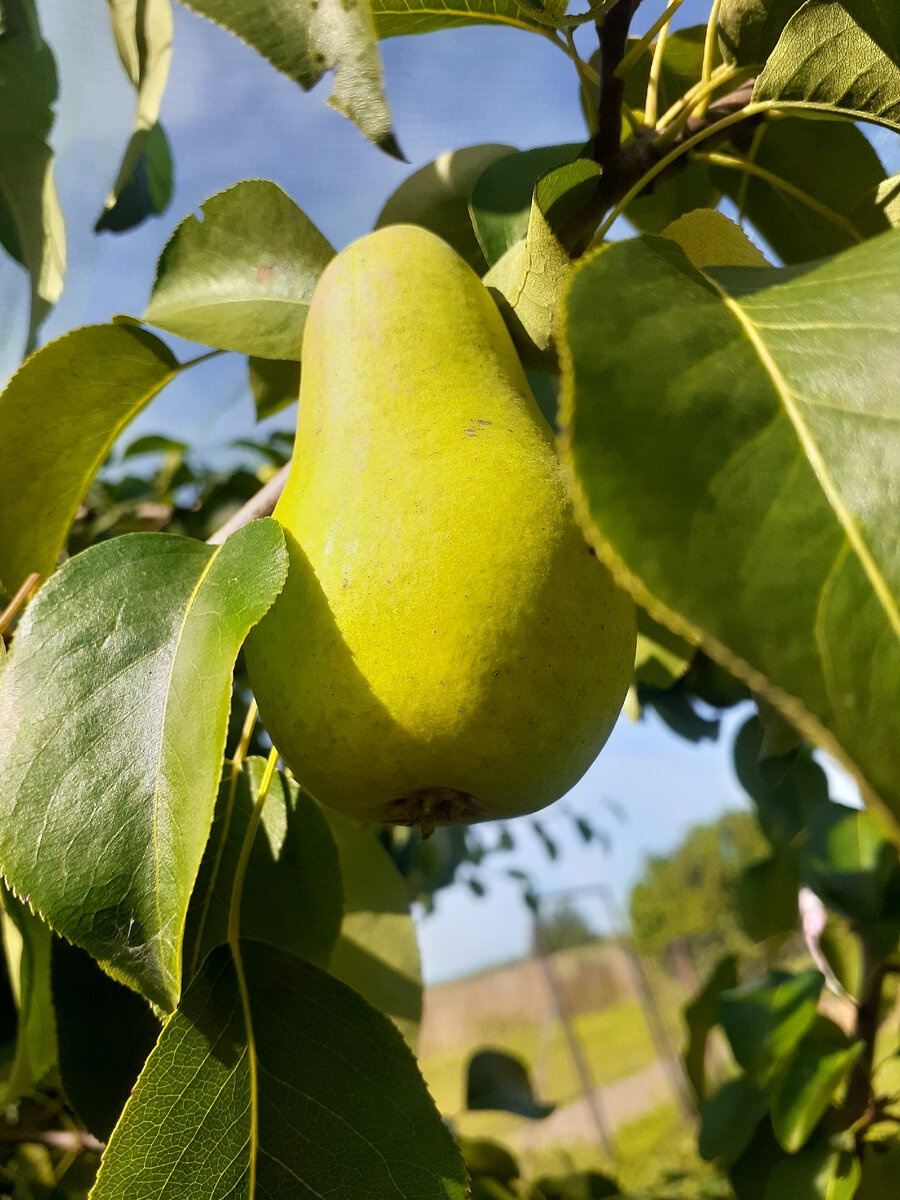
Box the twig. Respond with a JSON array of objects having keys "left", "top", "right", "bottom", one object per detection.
[
  {"left": 0, "top": 1128, "right": 104, "bottom": 1154},
  {"left": 206, "top": 463, "right": 290, "bottom": 546},
  {"left": 0, "top": 573, "right": 40, "bottom": 637},
  {"left": 593, "top": 0, "right": 639, "bottom": 168}
]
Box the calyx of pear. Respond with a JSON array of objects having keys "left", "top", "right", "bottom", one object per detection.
[{"left": 245, "top": 224, "right": 636, "bottom": 831}]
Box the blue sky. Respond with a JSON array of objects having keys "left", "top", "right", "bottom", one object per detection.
[{"left": 7, "top": 0, "right": 869, "bottom": 983}]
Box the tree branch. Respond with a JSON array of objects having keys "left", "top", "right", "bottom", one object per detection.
[
  {"left": 206, "top": 463, "right": 290, "bottom": 546},
  {"left": 0, "top": 1128, "right": 105, "bottom": 1154},
  {"left": 593, "top": 0, "right": 639, "bottom": 168}
]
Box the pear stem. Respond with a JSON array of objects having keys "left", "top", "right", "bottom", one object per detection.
[{"left": 207, "top": 463, "right": 289, "bottom": 545}]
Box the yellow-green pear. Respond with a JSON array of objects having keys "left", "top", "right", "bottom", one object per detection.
[{"left": 246, "top": 224, "right": 635, "bottom": 829}]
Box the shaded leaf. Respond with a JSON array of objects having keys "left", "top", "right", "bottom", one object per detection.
[
  {"left": 180, "top": 0, "right": 400, "bottom": 154},
  {"left": 183, "top": 757, "right": 343, "bottom": 982},
  {"left": 719, "top": 969, "right": 823, "bottom": 1084},
  {"left": 376, "top": 143, "right": 514, "bottom": 273},
  {"left": 533, "top": 1172, "right": 621, "bottom": 1200},
  {"left": 729, "top": 1117, "right": 789, "bottom": 1199},
  {"left": 248, "top": 356, "right": 301, "bottom": 419},
  {"left": 852, "top": 172, "right": 900, "bottom": 235},
  {"left": 698, "top": 1074, "right": 768, "bottom": 1165},
  {"left": 0, "top": 0, "right": 65, "bottom": 350},
  {"left": 737, "top": 851, "right": 799, "bottom": 943},
  {"left": 770, "top": 1017, "right": 863, "bottom": 1152},
  {"left": 0, "top": 523, "right": 288, "bottom": 1010},
  {"left": 0, "top": 324, "right": 178, "bottom": 601},
  {"left": 459, "top": 1138, "right": 519, "bottom": 1185},
  {"left": 470, "top": 143, "right": 581, "bottom": 267},
  {"left": 0, "top": 885, "right": 55, "bottom": 1100},
  {"left": 754, "top": 0, "right": 900, "bottom": 132},
  {"left": 684, "top": 952, "right": 739, "bottom": 1103},
  {"left": 98, "top": 0, "right": 173, "bottom": 232},
  {"left": 764, "top": 1140, "right": 861, "bottom": 1200},
  {"left": 718, "top": 0, "right": 806, "bottom": 67},
  {"left": 145, "top": 180, "right": 335, "bottom": 358},
  {"left": 467, "top": 1047, "right": 555, "bottom": 1119},
  {"left": 626, "top": 162, "right": 719, "bottom": 236},
  {"left": 372, "top": 0, "right": 565, "bottom": 38},
  {"left": 52, "top": 939, "right": 161, "bottom": 1141},
  {"left": 323, "top": 808, "right": 423, "bottom": 1047},
  {"left": 122, "top": 433, "right": 188, "bottom": 459},
  {"left": 712, "top": 116, "right": 888, "bottom": 263},
  {"left": 733, "top": 716, "right": 829, "bottom": 849},
  {"left": 90, "top": 940, "right": 466, "bottom": 1199},
  {"left": 560, "top": 231, "right": 900, "bottom": 831},
  {"left": 803, "top": 801, "right": 898, "bottom": 926}
]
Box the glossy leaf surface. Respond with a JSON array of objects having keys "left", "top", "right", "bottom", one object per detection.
[
  {"left": 0, "top": 524, "right": 288, "bottom": 1010},
  {"left": 719, "top": 969, "right": 823, "bottom": 1084},
  {"left": 770, "top": 1017, "right": 862, "bottom": 1152}
]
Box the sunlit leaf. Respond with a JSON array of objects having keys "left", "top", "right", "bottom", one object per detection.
[
  {"left": 770, "top": 1017, "right": 863, "bottom": 1152},
  {"left": 0, "top": 323, "right": 179, "bottom": 601},
  {"left": 372, "top": 0, "right": 565, "bottom": 37},
  {"left": 0, "top": 524, "right": 288, "bottom": 1010},
  {"left": 684, "top": 953, "right": 739, "bottom": 1103},
  {"left": 0, "top": 885, "right": 55, "bottom": 1100},
  {"left": 145, "top": 181, "right": 335, "bottom": 358},
  {"left": 719, "top": 969, "right": 823, "bottom": 1085}
]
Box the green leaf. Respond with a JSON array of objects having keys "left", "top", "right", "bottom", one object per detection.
[
  {"left": 470, "top": 143, "right": 582, "bottom": 267},
  {"left": 803, "top": 801, "right": 898, "bottom": 925},
  {"left": 248, "top": 356, "right": 301, "bottom": 419},
  {"left": 482, "top": 195, "right": 570, "bottom": 371},
  {"left": 852, "top": 173, "right": 900, "bottom": 234},
  {"left": 0, "top": 885, "right": 55, "bottom": 1100},
  {"left": 466, "top": 1048, "right": 555, "bottom": 1118},
  {"left": 52, "top": 939, "right": 161, "bottom": 1141},
  {"left": 0, "top": 523, "right": 288, "bottom": 1010},
  {"left": 764, "top": 1140, "right": 861, "bottom": 1200},
  {"left": 634, "top": 606, "right": 692, "bottom": 689},
  {"left": 718, "top": 0, "right": 806, "bottom": 67},
  {"left": 0, "top": 1, "right": 65, "bottom": 350},
  {"left": 323, "top": 808, "right": 423, "bottom": 1047},
  {"left": 698, "top": 1074, "right": 768, "bottom": 1165},
  {"left": 712, "top": 116, "right": 888, "bottom": 263},
  {"left": 97, "top": 0, "right": 173, "bottom": 232},
  {"left": 0, "top": 323, "right": 178, "bottom": 601},
  {"left": 372, "top": 0, "right": 565, "bottom": 38},
  {"left": 770, "top": 1017, "right": 863, "bottom": 1153},
  {"left": 737, "top": 851, "right": 799, "bottom": 943},
  {"left": 90, "top": 939, "right": 467, "bottom": 1200},
  {"left": 661, "top": 208, "right": 769, "bottom": 269},
  {"left": 532, "top": 1172, "right": 621, "bottom": 1200},
  {"left": 733, "top": 716, "right": 829, "bottom": 848},
  {"left": 459, "top": 1138, "right": 520, "bottom": 1185},
  {"left": 625, "top": 162, "right": 719, "bottom": 236},
  {"left": 719, "top": 969, "right": 824, "bottom": 1085},
  {"left": 375, "top": 143, "right": 515, "bottom": 273},
  {"left": 683, "top": 953, "right": 739, "bottom": 1103},
  {"left": 560, "top": 231, "right": 900, "bottom": 831},
  {"left": 144, "top": 181, "right": 335, "bottom": 358},
  {"left": 122, "top": 433, "right": 189, "bottom": 459},
  {"left": 754, "top": 0, "right": 900, "bottom": 132},
  {"left": 183, "top": 757, "right": 343, "bottom": 981},
  {"left": 729, "top": 1117, "right": 789, "bottom": 1199},
  {"left": 179, "top": 0, "right": 400, "bottom": 155}
]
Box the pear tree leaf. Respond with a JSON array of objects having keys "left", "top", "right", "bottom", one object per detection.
[
  {"left": 852, "top": 173, "right": 900, "bottom": 234},
  {"left": 52, "top": 939, "right": 161, "bottom": 1141},
  {"left": 0, "top": 885, "right": 55, "bottom": 1100},
  {"left": 0, "top": 324, "right": 179, "bottom": 602},
  {"left": 183, "top": 758, "right": 344, "bottom": 982},
  {"left": 0, "top": 523, "right": 288, "bottom": 1010},
  {"left": 770, "top": 1017, "right": 863, "bottom": 1153},
  {"left": 179, "top": 0, "right": 401, "bottom": 155},
  {"left": 0, "top": 1, "right": 65, "bottom": 351},
  {"left": 466, "top": 1048, "right": 555, "bottom": 1118},
  {"left": 754, "top": 0, "right": 900, "bottom": 132},
  {"left": 802, "top": 801, "right": 898, "bottom": 926},
  {"left": 376, "top": 143, "right": 515, "bottom": 273},
  {"left": 248, "top": 355, "right": 301, "bottom": 419},
  {"left": 737, "top": 851, "right": 799, "bottom": 944},
  {"left": 97, "top": 0, "right": 173, "bottom": 232},
  {"left": 765, "top": 1139, "right": 861, "bottom": 1200},
  {"left": 732, "top": 717, "right": 829, "bottom": 849},
  {"left": 90, "top": 939, "right": 467, "bottom": 1200},
  {"left": 634, "top": 607, "right": 693, "bottom": 689},
  {"left": 719, "top": 969, "right": 824, "bottom": 1085},
  {"left": 717, "top": 0, "right": 806, "bottom": 67},
  {"left": 660, "top": 208, "right": 770, "bottom": 269},
  {"left": 698, "top": 1074, "right": 768, "bottom": 1165},
  {"left": 371, "top": 0, "right": 566, "bottom": 38},
  {"left": 470, "top": 143, "right": 582, "bottom": 267},
  {"left": 560, "top": 231, "right": 900, "bottom": 831},
  {"left": 144, "top": 180, "right": 335, "bottom": 358},
  {"left": 684, "top": 953, "right": 739, "bottom": 1103},
  {"left": 323, "top": 807, "right": 423, "bottom": 1047},
  {"left": 483, "top": 192, "right": 571, "bottom": 371},
  {"left": 712, "top": 116, "right": 888, "bottom": 263}
]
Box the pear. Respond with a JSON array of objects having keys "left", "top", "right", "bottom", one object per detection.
[{"left": 245, "top": 225, "right": 635, "bottom": 829}]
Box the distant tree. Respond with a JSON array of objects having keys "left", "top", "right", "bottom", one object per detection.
[
  {"left": 629, "top": 810, "right": 768, "bottom": 969},
  {"left": 535, "top": 902, "right": 598, "bottom": 955}
]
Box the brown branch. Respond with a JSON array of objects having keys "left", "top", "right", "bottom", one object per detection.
[
  {"left": 593, "top": 0, "right": 639, "bottom": 169},
  {"left": 206, "top": 463, "right": 290, "bottom": 546}
]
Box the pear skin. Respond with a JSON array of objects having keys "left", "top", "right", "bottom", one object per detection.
[{"left": 245, "top": 224, "right": 636, "bottom": 828}]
